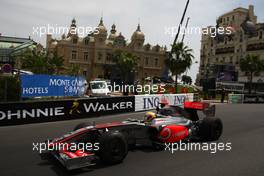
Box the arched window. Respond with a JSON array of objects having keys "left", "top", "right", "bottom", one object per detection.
[{"left": 84, "top": 39, "right": 89, "bottom": 45}]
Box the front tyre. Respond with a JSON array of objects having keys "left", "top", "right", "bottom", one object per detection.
[
  {"left": 198, "top": 117, "right": 223, "bottom": 141},
  {"left": 98, "top": 132, "right": 128, "bottom": 165}
]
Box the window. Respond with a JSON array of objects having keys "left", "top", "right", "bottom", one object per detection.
[
  {"left": 145, "top": 57, "right": 149, "bottom": 65},
  {"left": 227, "top": 17, "right": 229, "bottom": 21},
  {"left": 230, "top": 56, "right": 233, "bottom": 63},
  {"left": 240, "top": 34, "right": 243, "bottom": 42},
  {"left": 236, "top": 56, "right": 239, "bottom": 64},
  {"left": 84, "top": 39, "right": 89, "bottom": 45},
  {"left": 260, "top": 31, "right": 263, "bottom": 39},
  {"left": 83, "top": 71, "right": 87, "bottom": 76},
  {"left": 155, "top": 58, "right": 158, "bottom": 67},
  {"left": 71, "top": 50, "right": 77, "bottom": 60},
  {"left": 232, "top": 15, "right": 235, "bottom": 20},
  {"left": 84, "top": 52, "right": 88, "bottom": 61},
  {"left": 106, "top": 53, "right": 112, "bottom": 61},
  {"left": 73, "top": 38, "right": 78, "bottom": 44},
  {"left": 98, "top": 52, "right": 102, "bottom": 61}
]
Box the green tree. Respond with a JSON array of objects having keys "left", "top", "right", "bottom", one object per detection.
[
  {"left": 48, "top": 50, "right": 64, "bottom": 74},
  {"left": 21, "top": 49, "right": 65, "bottom": 75},
  {"left": 240, "top": 55, "right": 264, "bottom": 94},
  {"left": 182, "top": 75, "right": 192, "bottom": 85},
  {"left": 113, "top": 50, "right": 138, "bottom": 84},
  {"left": 165, "top": 42, "right": 194, "bottom": 92},
  {"left": 67, "top": 64, "right": 81, "bottom": 76},
  {"left": 0, "top": 76, "right": 20, "bottom": 102},
  {"left": 21, "top": 50, "right": 50, "bottom": 74}
]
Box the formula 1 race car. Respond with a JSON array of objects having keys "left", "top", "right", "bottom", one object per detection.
[{"left": 40, "top": 101, "right": 223, "bottom": 170}]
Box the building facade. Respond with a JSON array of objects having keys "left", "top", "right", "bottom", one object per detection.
[
  {"left": 196, "top": 5, "right": 264, "bottom": 92},
  {"left": 47, "top": 18, "right": 166, "bottom": 83}
]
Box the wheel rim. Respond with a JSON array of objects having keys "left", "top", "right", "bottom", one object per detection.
[{"left": 110, "top": 139, "right": 123, "bottom": 156}]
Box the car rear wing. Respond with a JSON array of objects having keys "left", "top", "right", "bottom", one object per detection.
[{"left": 184, "top": 102, "right": 215, "bottom": 117}]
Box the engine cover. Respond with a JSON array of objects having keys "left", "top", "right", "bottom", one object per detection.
[{"left": 159, "top": 125, "right": 189, "bottom": 143}]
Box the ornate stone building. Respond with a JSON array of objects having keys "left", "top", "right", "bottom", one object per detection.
[
  {"left": 46, "top": 18, "right": 166, "bottom": 83},
  {"left": 196, "top": 5, "right": 264, "bottom": 92}
]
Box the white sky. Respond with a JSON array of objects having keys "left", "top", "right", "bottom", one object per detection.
[{"left": 1, "top": 0, "right": 264, "bottom": 81}]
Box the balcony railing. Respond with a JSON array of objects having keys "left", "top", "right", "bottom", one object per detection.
[
  {"left": 247, "top": 43, "right": 264, "bottom": 51},
  {"left": 215, "top": 47, "right": 235, "bottom": 55}
]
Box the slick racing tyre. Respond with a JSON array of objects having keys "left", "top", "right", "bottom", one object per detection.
[
  {"left": 73, "top": 122, "right": 93, "bottom": 131},
  {"left": 98, "top": 132, "right": 128, "bottom": 165},
  {"left": 152, "top": 142, "right": 164, "bottom": 151},
  {"left": 199, "top": 117, "right": 223, "bottom": 141}
]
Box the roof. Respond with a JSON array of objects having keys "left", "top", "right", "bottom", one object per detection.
[
  {"left": 219, "top": 7, "right": 248, "bottom": 18},
  {"left": 0, "top": 36, "right": 32, "bottom": 44},
  {"left": 0, "top": 48, "right": 13, "bottom": 56}
]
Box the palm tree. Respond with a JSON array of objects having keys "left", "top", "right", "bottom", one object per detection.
[
  {"left": 165, "top": 42, "right": 194, "bottom": 92},
  {"left": 182, "top": 75, "right": 192, "bottom": 85},
  {"left": 113, "top": 50, "right": 138, "bottom": 84},
  {"left": 240, "top": 55, "right": 264, "bottom": 94}
]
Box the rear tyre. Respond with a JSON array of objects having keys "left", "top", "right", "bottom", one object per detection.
[
  {"left": 73, "top": 122, "right": 92, "bottom": 131},
  {"left": 98, "top": 132, "right": 128, "bottom": 165},
  {"left": 198, "top": 117, "right": 223, "bottom": 141},
  {"left": 152, "top": 142, "right": 164, "bottom": 151}
]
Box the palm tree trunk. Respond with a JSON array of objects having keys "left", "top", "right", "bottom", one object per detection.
[
  {"left": 175, "top": 74, "right": 178, "bottom": 93},
  {"left": 249, "top": 72, "right": 253, "bottom": 94}
]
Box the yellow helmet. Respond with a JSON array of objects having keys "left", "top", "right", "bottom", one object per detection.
[{"left": 144, "top": 111, "right": 156, "bottom": 122}]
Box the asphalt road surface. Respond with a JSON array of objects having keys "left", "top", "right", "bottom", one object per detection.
[{"left": 1, "top": 104, "right": 264, "bottom": 176}]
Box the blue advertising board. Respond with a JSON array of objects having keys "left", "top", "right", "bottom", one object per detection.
[{"left": 21, "top": 74, "right": 87, "bottom": 97}]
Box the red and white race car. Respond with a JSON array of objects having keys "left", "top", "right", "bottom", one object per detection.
[{"left": 40, "top": 101, "right": 223, "bottom": 170}]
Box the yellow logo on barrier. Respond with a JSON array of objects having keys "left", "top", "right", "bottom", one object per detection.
[{"left": 69, "top": 100, "right": 81, "bottom": 114}]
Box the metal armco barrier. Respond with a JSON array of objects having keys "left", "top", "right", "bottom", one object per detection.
[
  {"left": 135, "top": 93, "right": 194, "bottom": 111},
  {"left": 0, "top": 93, "right": 195, "bottom": 126},
  {"left": 243, "top": 94, "right": 264, "bottom": 104},
  {"left": 228, "top": 94, "right": 244, "bottom": 104},
  {"left": 0, "top": 96, "right": 135, "bottom": 126}
]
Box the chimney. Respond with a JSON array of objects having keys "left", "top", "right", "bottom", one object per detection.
[
  {"left": 46, "top": 34, "right": 52, "bottom": 49},
  {"left": 248, "top": 5, "right": 257, "bottom": 23}
]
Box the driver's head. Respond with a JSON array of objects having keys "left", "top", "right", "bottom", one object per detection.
[{"left": 144, "top": 111, "right": 157, "bottom": 123}]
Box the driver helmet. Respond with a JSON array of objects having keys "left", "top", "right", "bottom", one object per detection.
[
  {"left": 159, "top": 99, "right": 169, "bottom": 108},
  {"left": 144, "top": 111, "right": 157, "bottom": 123}
]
